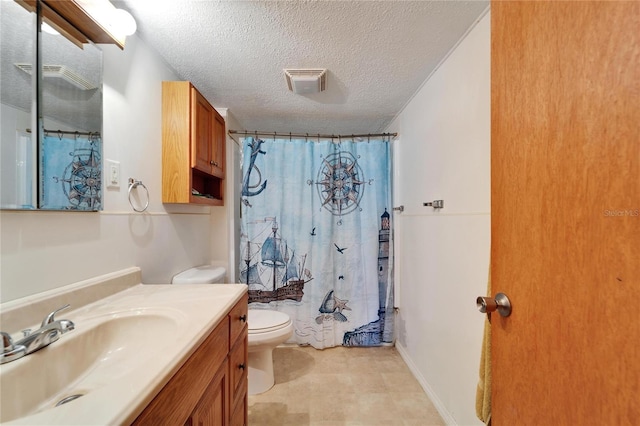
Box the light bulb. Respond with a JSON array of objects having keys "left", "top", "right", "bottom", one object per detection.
[
  {"left": 112, "top": 9, "right": 137, "bottom": 36},
  {"left": 41, "top": 22, "right": 60, "bottom": 35}
]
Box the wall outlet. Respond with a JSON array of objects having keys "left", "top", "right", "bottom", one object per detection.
[{"left": 106, "top": 159, "right": 120, "bottom": 189}]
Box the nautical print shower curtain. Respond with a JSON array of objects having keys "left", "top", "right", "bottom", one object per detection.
[
  {"left": 41, "top": 133, "right": 102, "bottom": 210},
  {"left": 240, "top": 136, "right": 394, "bottom": 349}
]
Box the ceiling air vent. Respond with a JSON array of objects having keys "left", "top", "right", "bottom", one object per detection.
[
  {"left": 14, "top": 63, "right": 97, "bottom": 90},
  {"left": 284, "top": 68, "right": 327, "bottom": 94}
]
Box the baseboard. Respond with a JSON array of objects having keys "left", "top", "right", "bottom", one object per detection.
[{"left": 395, "top": 343, "right": 457, "bottom": 425}]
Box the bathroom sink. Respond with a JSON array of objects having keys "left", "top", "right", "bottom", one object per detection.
[
  {"left": 0, "top": 282, "right": 246, "bottom": 425},
  {"left": 0, "top": 308, "right": 186, "bottom": 423}
]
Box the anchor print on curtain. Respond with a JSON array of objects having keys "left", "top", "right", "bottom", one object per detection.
[{"left": 240, "top": 136, "right": 394, "bottom": 349}]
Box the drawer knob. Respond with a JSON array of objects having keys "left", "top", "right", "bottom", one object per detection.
[
  {"left": 239, "top": 363, "right": 245, "bottom": 370},
  {"left": 239, "top": 315, "right": 247, "bottom": 322}
]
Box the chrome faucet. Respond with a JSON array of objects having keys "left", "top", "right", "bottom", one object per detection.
[
  {"left": 1, "top": 304, "right": 75, "bottom": 364},
  {"left": 1, "top": 332, "right": 26, "bottom": 363}
]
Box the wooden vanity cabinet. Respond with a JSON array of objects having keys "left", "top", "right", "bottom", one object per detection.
[
  {"left": 162, "top": 81, "right": 226, "bottom": 206},
  {"left": 132, "top": 294, "right": 248, "bottom": 426}
]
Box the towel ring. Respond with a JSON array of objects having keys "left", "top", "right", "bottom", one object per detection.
[{"left": 128, "top": 178, "right": 149, "bottom": 212}]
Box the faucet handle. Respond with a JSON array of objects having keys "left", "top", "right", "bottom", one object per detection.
[
  {"left": 1, "top": 332, "right": 28, "bottom": 364},
  {"left": 41, "top": 304, "right": 71, "bottom": 328},
  {"left": 2, "top": 332, "right": 15, "bottom": 353}
]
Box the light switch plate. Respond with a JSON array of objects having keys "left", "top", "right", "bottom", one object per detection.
[{"left": 106, "top": 159, "right": 120, "bottom": 189}]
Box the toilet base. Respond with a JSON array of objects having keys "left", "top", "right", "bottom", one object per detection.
[{"left": 248, "top": 348, "right": 275, "bottom": 395}]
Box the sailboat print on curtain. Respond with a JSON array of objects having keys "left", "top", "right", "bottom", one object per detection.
[
  {"left": 240, "top": 136, "right": 394, "bottom": 349},
  {"left": 241, "top": 217, "right": 313, "bottom": 303}
]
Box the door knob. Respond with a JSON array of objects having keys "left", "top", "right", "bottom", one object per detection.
[{"left": 476, "top": 293, "right": 512, "bottom": 317}]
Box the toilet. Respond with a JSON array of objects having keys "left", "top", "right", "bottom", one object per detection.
[{"left": 171, "top": 265, "right": 293, "bottom": 395}]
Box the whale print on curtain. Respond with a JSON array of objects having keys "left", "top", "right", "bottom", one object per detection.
[{"left": 240, "top": 136, "right": 394, "bottom": 349}]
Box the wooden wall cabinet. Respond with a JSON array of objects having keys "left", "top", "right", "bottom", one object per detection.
[
  {"left": 133, "top": 294, "right": 248, "bottom": 426},
  {"left": 162, "top": 81, "right": 226, "bottom": 206}
]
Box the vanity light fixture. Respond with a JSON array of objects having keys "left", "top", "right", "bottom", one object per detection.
[
  {"left": 109, "top": 9, "right": 137, "bottom": 36},
  {"left": 41, "top": 22, "right": 60, "bottom": 35},
  {"left": 17, "top": 0, "right": 137, "bottom": 49}
]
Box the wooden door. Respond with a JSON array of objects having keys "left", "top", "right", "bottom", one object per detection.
[{"left": 491, "top": 1, "right": 640, "bottom": 425}]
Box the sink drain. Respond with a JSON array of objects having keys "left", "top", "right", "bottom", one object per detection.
[{"left": 55, "top": 394, "right": 84, "bottom": 407}]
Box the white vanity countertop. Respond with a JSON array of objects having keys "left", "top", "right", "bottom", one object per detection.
[{"left": 2, "top": 282, "right": 247, "bottom": 425}]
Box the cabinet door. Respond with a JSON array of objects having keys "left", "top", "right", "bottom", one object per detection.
[
  {"left": 229, "top": 331, "right": 247, "bottom": 403},
  {"left": 191, "top": 87, "right": 214, "bottom": 174},
  {"left": 188, "top": 359, "right": 229, "bottom": 426},
  {"left": 230, "top": 389, "right": 247, "bottom": 426},
  {"left": 211, "top": 111, "right": 225, "bottom": 178}
]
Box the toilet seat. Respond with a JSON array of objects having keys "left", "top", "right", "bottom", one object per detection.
[{"left": 248, "top": 310, "right": 291, "bottom": 334}]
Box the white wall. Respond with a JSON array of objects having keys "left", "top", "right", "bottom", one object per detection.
[
  {"left": 387, "top": 10, "right": 490, "bottom": 426},
  {"left": 210, "top": 108, "right": 243, "bottom": 282},
  {"left": 0, "top": 34, "right": 226, "bottom": 302}
]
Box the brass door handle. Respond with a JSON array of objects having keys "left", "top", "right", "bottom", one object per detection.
[{"left": 476, "top": 293, "right": 512, "bottom": 317}]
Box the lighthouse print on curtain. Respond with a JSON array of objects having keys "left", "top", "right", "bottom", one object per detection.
[{"left": 240, "top": 136, "right": 394, "bottom": 349}]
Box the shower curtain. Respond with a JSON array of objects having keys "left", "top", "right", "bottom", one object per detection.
[
  {"left": 41, "top": 133, "right": 102, "bottom": 210},
  {"left": 240, "top": 136, "right": 394, "bottom": 349}
]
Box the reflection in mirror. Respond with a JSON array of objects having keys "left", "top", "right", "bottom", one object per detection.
[
  {"left": 1, "top": 0, "right": 103, "bottom": 211},
  {"left": 1, "top": 0, "right": 35, "bottom": 209},
  {"left": 39, "top": 13, "right": 103, "bottom": 210}
]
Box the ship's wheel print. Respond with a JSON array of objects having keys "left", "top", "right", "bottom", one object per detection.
[
  {"left": 314, "top": 151, "right": 366, "bottom": 220},
  {"left": 54, "top": 144, "right": 102, "bottom": 210}
]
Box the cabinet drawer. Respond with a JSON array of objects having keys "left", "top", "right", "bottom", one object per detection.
[{"left": 229, "top": 294, "right": 248, "bottom": 344}]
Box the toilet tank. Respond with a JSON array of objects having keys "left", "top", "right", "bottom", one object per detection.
[{"left": 171, "top": 265, "right": 226, "bottom": 284}]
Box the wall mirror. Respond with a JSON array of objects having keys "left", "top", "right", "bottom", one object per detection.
[{"left": 1, "top": 0, "right": 103, "bottom": 211}]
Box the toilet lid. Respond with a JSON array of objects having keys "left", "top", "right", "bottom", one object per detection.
[{"left": 248, "top": 310, "right": 291, "bottom": 333}]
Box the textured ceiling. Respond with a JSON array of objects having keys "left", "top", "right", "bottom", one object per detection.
[{"left": 118, "top": 1, "right": 489, "bottom": 134}]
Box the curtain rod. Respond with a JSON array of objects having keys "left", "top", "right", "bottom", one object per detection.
[
  {"left": 228, "top": 130, "right": 397, "bottom": 140},
  {"left": 27, "top": 129, "right": 101, "bottom": 137}
]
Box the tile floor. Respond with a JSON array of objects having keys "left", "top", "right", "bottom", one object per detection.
[{"left": 247, "top": 345, "right": 445, "bottom": 425}]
